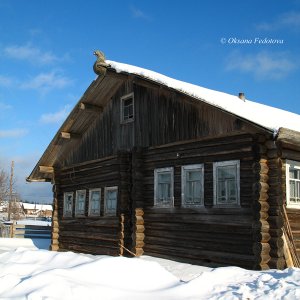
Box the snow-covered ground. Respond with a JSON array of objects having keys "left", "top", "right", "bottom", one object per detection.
[{"left": 0, "top": 238, "right": 300, "bottom": 299}]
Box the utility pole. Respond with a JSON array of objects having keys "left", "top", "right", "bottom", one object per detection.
[{"left": 8, "top": 161, "right": 14, "bottom": 221}]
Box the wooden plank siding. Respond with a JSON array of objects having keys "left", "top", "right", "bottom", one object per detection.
[{"left": 63, "top": 78, "right": 254, "bottom": 166}]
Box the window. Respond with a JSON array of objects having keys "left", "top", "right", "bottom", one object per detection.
[
  {"left": 88, "top": 188, "right": 101, "bottom": 216},
  {"left": 104, "top": 186, "right": 118, "bottom": 215},
  {"left": 154, "top": 167, "right": 174, "bottom": 207},
  {"left": 63, "top": 192, "right": 73, "bottom": 217},
  {"left": 213, "top": 160, "right": 240, "bottom": 206},
  {"left": 286, "top": 160, "right": 300, "bottom": 208},
  {"left": 120, "top": 93, "right": 134, "bottom": 123},
  {"left": 75, "top": 190, "right": 86, "bottom": 216},
  {"left": 182, "top": 164, "right": 204, "bottom": 207}
]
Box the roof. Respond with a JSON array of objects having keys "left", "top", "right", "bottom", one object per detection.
[
  {"left": 27, "top": 57, "right": 300, "bottom": 182},
  {"left": 22, "top": 203, "right": 53, "bottom": 211},
  {"left": 107, "top": 60, "right": 300, "bottom": 134}
]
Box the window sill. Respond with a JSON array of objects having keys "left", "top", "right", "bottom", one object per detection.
[
  {"left": 286, "top": 205, "right": 300, "bottom": 210},
  {"left": 213, "top": 204, "right": 241, "bottom": 209}
]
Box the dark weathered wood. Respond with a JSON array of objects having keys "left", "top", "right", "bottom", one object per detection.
[{"left": 35, "top": 69, "right": 300, "bottom": 270}]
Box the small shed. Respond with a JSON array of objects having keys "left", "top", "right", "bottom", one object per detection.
[{"left": 27, "top": 52, "right": 300, "bottom": 270}]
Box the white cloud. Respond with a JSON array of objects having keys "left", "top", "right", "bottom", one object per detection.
[
  {"left": 130, "top": 5, "right": 151, "bottom": 20},
  {"left": 20, "top": 71, "right": 73, "bottom": 93},
  {"left": 0, "top": 102, "right": 12, "bottom": 110},
  {"left": 3, "top": 44, "right": 68, "bottom": 65},
  {"left": 0, "top": 128, "right": 28, "bottom": 138},
  {"left": 0, "top": 75, "right": 13, "bottom": 87},
  {"left": 225, "top": 51, "right": 297, "bottom": 80},
  {"left": 256, "top": 11, "right": 300, "bottom": 31},
  {"left": 40, "top": 105, "right": 72, "bottom": 124}
]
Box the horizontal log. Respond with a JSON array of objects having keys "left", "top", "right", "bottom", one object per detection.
[
  {"left": 132, "top": 232, "right": 145, "bottom": 241},
  {"left": 267, "top": 216, "right": 284, "bottom": 228},
  {"left": 253, "top": 232, "right": 271, "bottom": 243},
  {"left": 253, "top": 211, "right": 269, "bottom": 221},
  {"left": 281, "top": 149, "right": 300, "bottom": 161},
  {"left": 253, "top": 182, "right": 269, "bottom": 194},
  {"left": 253, "top": 242, "right": 271, "bottom": 256},
  {"left": 39, "top": 166, "right": 54, "bottom": 173},
  {"left": 252, "top": 201, "right": 270, "bottom": 213},
  {"left": 135, "top": 240, "right": 145, "bottom": 248},
  {"left": 270, "top": 247, "right": 284, "bottom": 258},
  {"left": 50, "top": 244, "right": 59, "bottom": 251},
  {"left": 269, "top": 228, "right": 284, "bottom": 237},
  {"left": 267, "top": 149, "right": 281, "bottom": 159},
  {"left": 252, "top": 162, "right": 269, "bottom": 175},
  {"left": 135, "top": 225, "right": 145, "bottom": 233},
  {"left": 253, "top": 263, "right": 269, "bottom": 270},
  {"left": 268, "top": 257, "right": 286, "bottom": 269},
  {"left": 52, "top": 232, "right": 59, "bottom": 239},
  {"left": 79, "top": 102, "right": 103, "bottom": 113},
  {"left": 265, "top": 140, "right": 277, "bottom": 150},
  {"left": 135, "top": 248, "right": 144, "bottom": 256},
  {"left": 269, "top": 237, "right": 284, "bottom": 248},
  {"left": 254, "top": 253, "right": 271, "bottom": 264},
  {"left": 136, "top": 216, "right": 144, "bottom": 225},
  {"left": 135, "top": 208, "right": 144, "bottom": 216},
  {"left": 144, "top": 244, "right": 254, "bottom": 269}
]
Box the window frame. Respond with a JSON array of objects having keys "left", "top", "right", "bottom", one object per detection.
[
  {"left": 286, "top": 160, "right": 300, "bottom": 209},
  {"left": 181, "top": 164, "right": 204, "bottom": 208},
  {"left": 63, "top": 192, "right": 74, "bottom": 217},
  {"left": 154, "top": 167, "right": 174, "bottom": 208},
  {"left": 104, "top": 186, "right": 118, "bottom": 216},
  {"left": 213, "top": 160, "right": 240, "bottom": 207},
  {"left": 120, "top": 92, "right": 134, "bottom": 124},
  {"left": 75, "top": 189, "right": 86, "bottom": 216},
  {"left": 88, "top": 188, "right": 101, "bottom": 216}
]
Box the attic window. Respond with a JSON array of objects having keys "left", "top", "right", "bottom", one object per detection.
[{"left": 121, "top": 92, "right": 134, "bottom": 123}]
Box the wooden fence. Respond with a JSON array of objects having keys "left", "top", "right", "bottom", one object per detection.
[{"left": 9, "top": 222, "right": 52, "bottom": 239}]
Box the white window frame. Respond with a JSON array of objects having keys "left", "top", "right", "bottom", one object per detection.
[
  {"left": 213, "top": 160, "right": 240, "bottom": 206},
  {"left": 104, "top": 186, "right": 118, "bottom": 216},
  {"left": 286, "top": 160, "right": 300, "bottom": 209},
  {"left": 120, "top": 92, "right": 134, "bottom": 123},
  {"left": 63, "top": 192, "right": 73, "bottom": 217},
  {"left": 88, "top": 188, "right": 101, "bottom": 216},
  {"left": 75, "top": 189, "right": 86, "bottom": 216},
  {"left": 154, "top": 167, "right": 174, "bottom": 208},
  {"left": 181, "top": 164, "right": 204, "bottom": 207}
]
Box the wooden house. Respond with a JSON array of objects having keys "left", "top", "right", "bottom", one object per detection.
[
  {"left": 22, "top": 203, "right": 53, "bottom": 218},
  {"left": 27, "top": 52, "right": 300, "bottom": 270}
]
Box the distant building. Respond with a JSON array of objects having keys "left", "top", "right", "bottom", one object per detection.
[
  {"left": 0, "top": 201, "right": 8, "bottom": 212},
  {"left": 22, "top": 203, "right": 53, "bottom": 217}
]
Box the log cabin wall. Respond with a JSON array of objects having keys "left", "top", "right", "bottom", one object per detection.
[
  {"left": 138, "top": 133, "right": 259, "bottom": 269},
  {"left": 54, "top": 154, "right": 131, "bottom": 255},
  {"left": 281, "top": 145, "right": 300, "bottom": 260},
  {"left": 54, "top": 75, "right": 287, "bottom": 268}
]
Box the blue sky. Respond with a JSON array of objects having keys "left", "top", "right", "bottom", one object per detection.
[{"left": 0, "top": 0, "right": 300, "bottom": 204}]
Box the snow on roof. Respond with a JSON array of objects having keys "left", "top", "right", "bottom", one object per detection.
[
  {"left": 22, "top": 203, "right": 53, "bottom": 211},
  {"left": 107, "top": 60, "right": 300, "bottom": 134}
]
